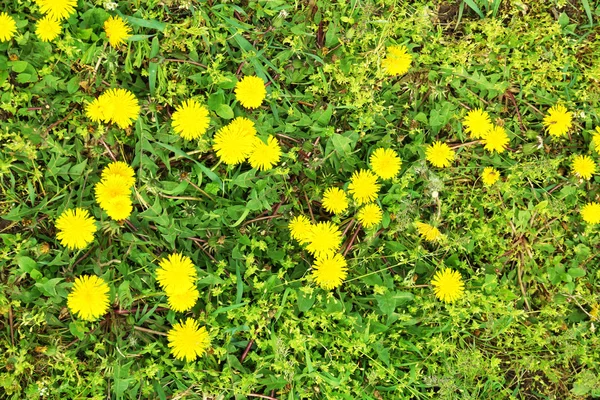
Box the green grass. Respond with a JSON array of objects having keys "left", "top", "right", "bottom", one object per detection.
[{"left": 2, "top": 0, "right": 600, "bottom": 399}]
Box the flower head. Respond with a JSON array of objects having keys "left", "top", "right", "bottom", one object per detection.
[
  {"left": 592, "top": 127, "right": 600, "bottom": 153},
  {"left": 416, "top": 222, "right": 442, "bottom": 242},
  {"left": 481, "top": 167, "right": 500, "bottom": 186},
  {"left": 248, "top": 136, "right": 281, "bottom": 171},
  {"left": 425, "top": 141, "right": 455, "bottom": 168},
  {"left": 369, "top": 148, "right": 401, "bottom": 180},
  {"left": 543, "top": 105, "right": 572, "bottom": 137},
  {"left": 463, "top": 108, "right": 493, "bottom": 139},
  {"left": 0, "top": 13, "right": 17, "bottom": 42},
  {"left": 311, "top": 253, "right": 348, "bottom": 290},
  {"left": 322, "top": 187, "right": 349, "bottom": 215},
  {"left": 95, "top": 175, "right": 131, "bottom": 209},
  {"left": 167, "top": 319, "right": 210, "bottom": 362},
  {"left": 55, "top": 208, "right": 97, "bottom": 250},
  {"left": 103, "top": 88, "right": 140, "bottom": 128},
  {"left": 357, "top": 203, "right": 383, "bottom": 229},
  {"left": 85, "top": 96, "right": 112, "bottom": 123},
  {"left": 382, "top": 45, "right": 412, "bottom": 76},
  {"left": 289, "top": 215, "right": 313, "bottom": 244},
  {"left": 572, "top": 155, "right": 596, "bottom": 180},
  {"left": 101, "top": 161, "right": 135, "bottom": 188},
  {"left": 36, "top": 0, "right": 76, "bottom": 21},
  {"left": 67, "top": 275, "right": 110, "bottom": 321},
  {"left": 104, "top": 16, "right": 131, "bottom": 48},
  {"left": 235, "top": 76, "right": 266, "bottom": 109},
  {"left": 431, "top": 268, "right": 464, "bottom": 303},
  {"left": 213, "top": 117, "right": 257, "bottom": 165},
  {"left": 171, "top": 99, "right": 210, "bottom": 140},
  {"left": 348, "top": 169, "right": 380, "bottom": 205},
  {"left": 581, "top": 202, "right": 600, "bottom": 224},
  {"left": 156, "top": 253, "right": 198, "bottom": 295},
  {"left": 167, "top": 287, "right": 199, "bottom": 313},
  {"left": 36, "top": 15, "right": 61, "bottom": 42},
  {"left": 102, "top": 195, "right": 133, "bottom": 221},
  {"left": 305, "top": 221, "right": 343, "bottom": 258},
  {"left": 481, "top": 125, "right": 509, "bottom": 153}
]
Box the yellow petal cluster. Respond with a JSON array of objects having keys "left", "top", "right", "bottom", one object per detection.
[
  {"left": 67, "top": 275, "right": 110, "bottom": 321},
  {"left": 168, "top": 318, "right": 210, "bottom": 362},
  {"left": 213, "top": 117, "right": 258, "bottom": 165},
  {"left": 322, "top": 187, "right": 349, "bottom": 215},
  {"left": 425, "top": 141, "right": 455, "bottom": 168},
  {"left": 55, "top": 208, "right": 97, "bottom": 250},
  {"left": 36, "top": 15, "right": 61, "bottom": 42},
  {"left": 171, "top": 99, "right": 210, "bottom": 140},
  {"left": 156, "top": 253, "right": 199, "bottom": 313},
  {"left": 95, "top": 161, "right": 135, "bottom": 221},
  {"left": 382, "top": 45, "right": 412, "bottom": 76},
  {"left": 0, "top": 13, "right": 17, "bottom": 42},
  {"left": 85, "top": 88, "right": 140, "bottom": 128},
  {"left": 311, "top": 253, "right": 348, "bottom": 290},
  {"left": 431, "top": 268, "right": 465, "bottom": 303},
  {"left": 235, "top": 76, "right": 267, "bottom": 109},
  {"left": 104, "top": 16, "right": 131, "bottom": 48}
]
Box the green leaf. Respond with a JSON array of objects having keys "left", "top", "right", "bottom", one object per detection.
[
  {"left": 216, "top": 104, "right": 234, "bottom": 119},
  {"left": 567, "top": 267, "right": 586, "bottom": 279},
  {"left": 463, "top": 0, "right": 484, "bottom": 18},
  {"left": 123, "top": 15, "right": 166, "bottom": 31}
]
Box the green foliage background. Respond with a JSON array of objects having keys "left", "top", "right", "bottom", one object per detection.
[{"left": 2, "top": 0, "right": 600, "bottom": 398}]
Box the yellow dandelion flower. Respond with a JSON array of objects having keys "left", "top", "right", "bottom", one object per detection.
[
  {"left": 85, "top": 96, "right": 112, "bottom": 123},
  {"left": 171, "top": 99, "right": 210, "bottom": 140},
  {"left": 481, "top": 167, "right": 500, "bottom": 186},
  {"left": 543, "top": 104, "right": 572, "bottom": 137},
  {"left": 213, "top": 117, "right": 257, "bottom": 165},
  {"left": 35, "top": 15, "right": 61, "bottom": 42},
  {"left": 382, "top": 44, "right": 412, "bottom": 76},
  {"left": 369, "top": 148, "right": 401, "bottom": 180},
  {"left": 289, "top": 215, "right": 313, "bottom": 244},
  {"left": 156, "top": 253, "right": 198, "bottom": 295},
  {"left": 94, "top": 175, "right": 131, "bottom": 209},
  {"left": 168, "top": 318, "right": 210, "bottom": 362},
  {"left": 103, "top": 196, "right": 133, "bottom": 221},
  {"left": 101, "top": 161, "right": 135, "bottom": 189},
  {"left": 357, "top": 203, "right": 383, "bottom": 229},
  {"left": 166, "top": 286, "right": 200, "bottom": 313},
  {"left": 305, "top": 221, "right": 343, "bottom": 258},
  {"left": 322, "top": 187, "right": 348, "bottom": 215},
  {"left": 0, "top": 13, "right": 17, "bottom": 42},
  {"left": 481, "top": 125, "right": 509, "bottom": 154},
  {"left": 235, "top": 76, "right": 266, "bottom": 109},
  {"left": 416, "top": 222, "right": 442, "bottom": 242},
  {"left": 248, "top": 136, "right": 282, "bottom": 171},
  {"left": 581, "top": 202, "right": 600, "bottom": 224},
  {"left": 348, "top": 169, "right": 380, "bottom": 205},
  {"left": 431, "top": 268, "right": 465, "bottom": 303},
  {"left": 55, "top": 208, "right": 97, "bottom": 250},
  {"left": 67, "top": 275, "right": 110, "bottom": 321},
  {"left": 572, "top": 155, "right": 596, "bottom": 180},
  {"left": 36, "top": 0, "right": 77, "bottom": 21},
  {"left": 311, "top": 253, "right": 348, "bottom": 290},
  {"left": 592, "top": 127, "right": 600, "bottom": 153},
  {"left": 104, "top": 15, "right": 131, "bottom": 48},
  {"left": 103, "top": 88, "right": 140, "bottom": 129},
  {"left": 463, "top": 108, "right": 493, "bottom": 139},
  {"left": 425, "top": 141, "right": 455, "bottom": 168}
]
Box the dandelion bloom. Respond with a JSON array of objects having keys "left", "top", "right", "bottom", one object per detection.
[
  {"left": 85, "top": 96, "right": 112, "bottom": 123},
  {"left": 0, "top": 13, "right": 17, "bottom": 42},
  {"left": 94, "top": 175, "right": 131, "bottom": 209},
  {"left": 348, "top": 169, "right": 380, "bottom": 205},
  {"left": 369, "top": 148, "right": 401, "bottom": 180},
  {"left": 481, "top": 125, "right": 509, "bottom": 154},
  {"left": 213, "top": 117, "right": 258, "bottom": 165},
  {"left": 357, "top": 203, "right": 383, "bottom": 229},
  {"left": 305, "top": 221, "right": 343, "bottom": 258},
  {"left": 167, "top": 287, "right": 200, "bottom": 312},
  {"left": 101, "top": 161, "right": 135, "bottom": 188},
  {"left": 581, "top": 202, "right": 600, "bottom": 224},
  {"left": 104, "top": 15, "right": 131, "bottom": 47},
  {"left": 322, "top": 187, "right": 349, "bottom": 215},
  {"left": 102, "top": 195, "right": 133, "bottom": 221},
  {"left": 235, "top": 76, "right": 266, "bottom": 109},
  {"left": 382, "top": 45, "right": 412, "bottom": 76},
  {"left": 55, "top": 208, "right": 97, "bottom": 250},
  {"left": 463, "top": 108, "right": 493, "bottom": 139},
  {"left": 67, "top": 275, "right": 110, "bottom": 321},
  {"left": 572, "top": 155, "right": 596, "bottom": 180},
  {"left": 36, "top": 15, "right": 61, "bottom": 42},
  {"left": 171, "top": 99, "right": 210, "bottom": 140},
  {"left": 36, "top": 0, "right": 77, "bottom": 21},
  {"left": 168, "top": 319, "right": 210, "bottom": 362},
  {"left": 416, "top": 222, "right": 442, "bottom": 242},
  {"left": 156, "top": 253, "right": 198, "bottom": 295},
  {"left": 248, "top": 136, "right": 282, "bottom": 171},
  {"left": 431, "top": 268, "right": 464, "bottom": 303},
  {"left": 425, "top": 141, "right": 454, "bottom": 168},
  {"left": 104, "top": 88, "right": 140, "bottom": 128},
  {"left": 481, "top": 167, "right": 500, "bottom": 186},
  {"left": 311, "top": 253, "right": 348, "bottom": 290},
  {"left": 289, "top": 215, "right": 313, "bottom": 244},
  {"left": 543, "top": 105, "right": 572, "bottom": 137},
  {"left": 592, "top": 127, "right": 600, "bottom": 153}
]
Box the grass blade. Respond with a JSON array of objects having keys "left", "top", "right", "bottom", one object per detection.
[
  {"left": 580, "top": 0, "right": 593, "bottom": 26},
  {"left": 463, "top": 0, "right": 485, "bottom": 19}
]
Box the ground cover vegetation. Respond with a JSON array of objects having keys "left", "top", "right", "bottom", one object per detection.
[{"left": 1, "top": 0, "right": 600, "bottom": 398}]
